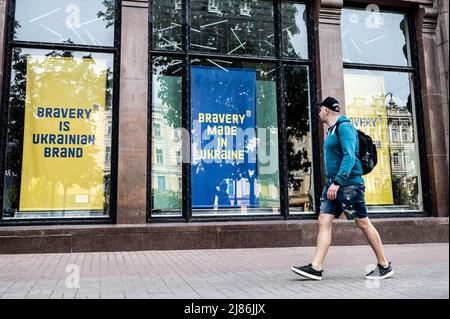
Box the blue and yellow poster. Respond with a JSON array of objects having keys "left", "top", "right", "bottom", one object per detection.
[
  {"left": 19, "top": 56, "right": 107, "bottom": 211},
  {"left": 191, "top": 66, "right": 257, "bottom": 209}
]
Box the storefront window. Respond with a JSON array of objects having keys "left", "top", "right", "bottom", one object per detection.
[
  {"left": 190, "top": 0, "right": 275, "bottom": 57},
  {"left": 284, "top": 65, "right": 314, "bottom": 214},
  {"left": 151, "top": 56, "right": 182, "bottom": 216},
  {"left": 342, "top": 7, "right": 422, "bottom": 213},
  {"left": 343, "top": 69, "right": 422, "bottom": 212},
  {"left": 341, "top": 8, "right": 411, "bottom": 67},
  {"left": 152, "top": 0, "right": 182, "bottom": 51},
  {"left": 282, "top": 3, "right": 308, "bottom": 59},
  {"left": 190, "top": 59, "right": 280, "bottom": 216},
  {"left": 149, "top": 1, "right": 312, "bottom": 220},
  {"left": 14, "top": 0, "right": 115, "bottom": 46},
  {"left": 2, "top": 48, "right": 115, "bottom": 219},
  {"left": 1, "top": 0, "right": 118, "bottom": 221}
]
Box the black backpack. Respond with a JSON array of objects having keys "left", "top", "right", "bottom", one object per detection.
[{"left": 335, "top": 122, "right": 378, "bottom": 175}]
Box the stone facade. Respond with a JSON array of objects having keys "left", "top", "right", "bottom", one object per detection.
[{"left": 0, "top": 1, "right": 448, "bottom": 252}]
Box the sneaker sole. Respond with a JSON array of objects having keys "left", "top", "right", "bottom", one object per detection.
[
  {"left": 291, "top": 267, "right": 322, "bottom": 281},
  {"left": 365, "top": 270, "right": 394, "bottom": 280}
]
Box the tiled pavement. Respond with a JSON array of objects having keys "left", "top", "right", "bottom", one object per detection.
[{"left": 0, "top": 243, "right": 448, "bottom": 299}]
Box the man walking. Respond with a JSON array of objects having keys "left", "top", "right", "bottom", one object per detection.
[{"left": 291, "top": 97, "right": 394, "bottom": 281}]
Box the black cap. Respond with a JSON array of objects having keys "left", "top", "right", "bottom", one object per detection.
[{"left": 319, "top": 97, "right": 340, "bottom": 112}]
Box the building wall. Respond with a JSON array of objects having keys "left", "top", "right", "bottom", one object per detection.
[
  {"left": 0, "top": 0, "right": 448, "bottom": 223},
  {"left": 116, "top": 0, "right": 149, "bottom": 224},
  {"left": 415, "top": 1, "right": 449, "bottom": 216},
  {"left": 435, "top": 0, "right": 449, "bottom": 166},
  {"left": 0, "top": 0, "right": 6, "bottom": 107}
]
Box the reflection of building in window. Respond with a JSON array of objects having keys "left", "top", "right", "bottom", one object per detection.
[
  {"left": 240, "top": 0, "right": 252, "bottom": 17},
  {"left": 387, "top": 108, "right": 416, "bottom": 176},
  {"left": 208, "top": 0, "right": 220, "bottom": 13},
  {"left": 174, "top": 128, "right": 182, "bottom": 139},
  {"left": 393, "top": 152, "right": 400, "bottom": 166},
  {"left": 403, "top": 152, "right": 414, "bottom": 170},
  {"left": 156, "top": 149, "right": 164, "bottom": 164},
  {"left": 154, "top": 123, "right": 161, "bottom": 137},
  {"left": 152, "top": 103, "right": 183, "bottom": 201},
  {"left": 387, "top": 106, "right": 418, "bottom": 208},
  {"left": 176, "top": 150, "right": 182, "bottom": 165},
  {"left": 157, "top": 176, "right": 166, "bottom": 190},
  {"left": 402, "top": 127, "right": 410, "bottom": 142},
  {"left": 174, "top": 0, "right": 182, "bottom": 11},
  {"left": 104, "top": 110, "right": 113, "bottom": 174},
  {"left": 391, "top": 125, "right": 399, "bottom": 142},
  {"left": 344, "top": 88, "right": 394, "bottom": 206},
  {"left": 105, "top": 146, "right": 111, "bottom": 162},
  {"left": 190, "top": 1, "right": 275, "bottom": 56},
  {"left": 107, "top": 120, "right": 112, "bottom": 135}
]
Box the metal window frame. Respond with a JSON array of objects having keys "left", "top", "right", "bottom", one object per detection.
[
  {"left": 341, "top": 6, "right": 432, "bottom": 218},
  {"left": 147, "top": 0, "right": 320, "bottom": 223},
  {"left": 0, "top": 0, "right": 122, "bottom": 226}
]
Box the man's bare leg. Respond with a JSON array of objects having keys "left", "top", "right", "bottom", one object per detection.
[
  {"left": 355, "top": 218, "right": 389, "bottom": 267},
  {"left": 311, "top": 213, "right": 335, "bottom": 271}
]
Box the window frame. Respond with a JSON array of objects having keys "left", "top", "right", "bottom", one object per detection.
[
  {"left": 391, "top": 125, "right": 399, "bottom": 142},
  {"left": 148, "top": 0, "right": 320, "bottom": 222},
  {"left": 341, "top": 5, "right": 431, "bottom": 218},
  {"left": 153, "top": 122, "right": 162, "bottom": 137},
  {"left": 157, "top": 176, "right": 166, "bottom": 190},
  {"left": 155, "top": 148, "right": 164, "bottom": 164},
  {"left": 401, "top": 126, "right": 410, "bottom": 143},
  {"left": 0, "top": 0, "right": 122, "bottom": 226}
]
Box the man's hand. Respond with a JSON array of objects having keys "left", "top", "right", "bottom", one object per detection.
[{"left": 327, "top": 184, "right": 340, "bottom": 200}]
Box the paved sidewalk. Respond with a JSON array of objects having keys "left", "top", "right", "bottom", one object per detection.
[{"left": 0, "top": 243, "right": 448, "bottom": 299}]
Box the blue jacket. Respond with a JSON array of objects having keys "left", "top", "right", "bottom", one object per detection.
[{"left": 324, "top": 116, "right": 364, "bottom": 186}]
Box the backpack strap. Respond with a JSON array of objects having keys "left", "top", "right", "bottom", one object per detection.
[
  {"left": 333, "top": 120, "right": 359, "bottom": 157},
  {"left": 332, "top": 119, "right": 350, "bottom": 140}
]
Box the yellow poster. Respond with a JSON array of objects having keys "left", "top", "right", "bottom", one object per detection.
[
  {"left": 344, "top": 74, "right": 394, "bottom": 205},
  {"left": 19, "top": 56, "right": 107, "bottom": 211}
]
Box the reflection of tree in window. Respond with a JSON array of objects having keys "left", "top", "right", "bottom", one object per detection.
[
  {"left": 14, "top": 0, "right": 115, "bottom": 45},
  {"left": 282, "top": 4, "right": 307, "bottom": 59},
  {"left": 97, "top": 0, "right": 115, "bottom": 28},
  {"left": 392, "top": 174, "right": 419, "bottom": 209},
  {"left": 2, "top": 49, "right": 28, "bottom": 216},
  {"left": 153, "top": 0, "right": 183, "bottom": 50},
  {"left": 153, "top": 57, "right": 182, "bottom": 131},
  {"left": 284, "top": 66, "right": 311, "bottom": 200},
  {"left": 399, "top": 17, "right": 410, "bottom": 64},
  {"left": 30, "top": 55, "right": 106, "bottom": 212},
  {"left": 151, "top": 57, "right": 182, "bottom": 211}
]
